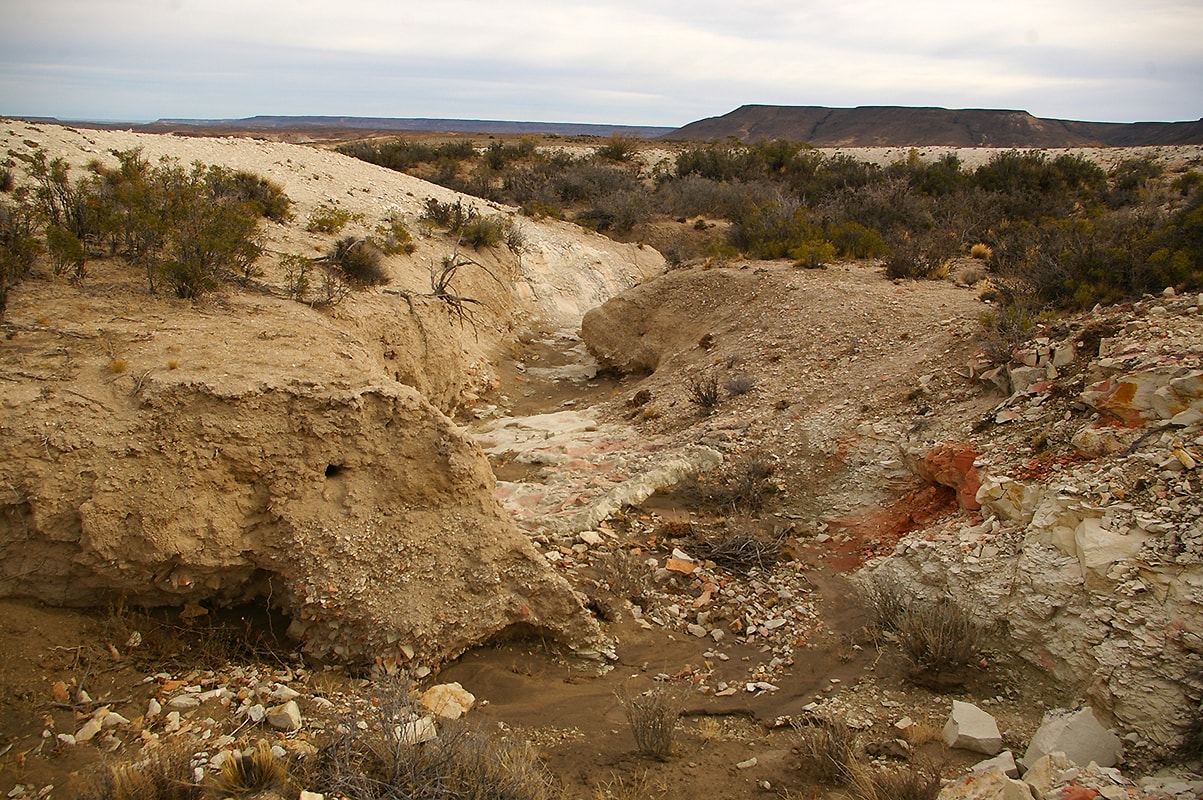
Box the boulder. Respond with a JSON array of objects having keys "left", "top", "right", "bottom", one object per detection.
[
  {"left": 420, "top": 682, "right": 476, "bottom": 720},
  {"left": 944, "top": 700, "right": 1003, "bottom": 755},
  {"left": 1022, "top": 708, "right": 1122, "bottom": 769}
]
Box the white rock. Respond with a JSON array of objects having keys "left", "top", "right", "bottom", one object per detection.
[
  {"left": 299, "top": 792, "right": 325, "bottom": 800},
  {"left": 146, "top": 698, "right": 162, "bottom": 717},
  {"left": 943, "top": 700, "right": 1002, "bottom": 755},
  {"left": 245, "top": 703, "right": 267, "bottom": 723},
  {"left": 736, "top": 757, "right": 758, "bottom": 769},
  {"left": 75, "top": 717, "right": 103, "bottom": 743},
  {"left": 937, "top": 767, "right": 1034, "bottom": 799},
  {"left": 420, "top": 683, "right": 476, "bottom": 721},
  {"left": 399, "top": 716, "right": 438, "bottom": 745},
  {"left": 271, "top": 685, "right": 301, "bottom": 701},
  {"left": 971, "top": 750, "right": 1019, "bottom": 778},
  {"left": 1022, "top": 707, "right": 1122, "bottom": 768},
  {"left": 266, "top": 700, "right": 302, "bottom": 732},
  {"left": 168, "top": 694, "right": 200, "bottom": 709}
]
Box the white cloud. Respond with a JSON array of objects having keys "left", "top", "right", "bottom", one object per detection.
[{"left": 1, "top": 0, "right": 1199, "bottom": 123}]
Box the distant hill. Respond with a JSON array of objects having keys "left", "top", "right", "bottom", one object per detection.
[
  {"left": 665, "top": 105, "right": 1203, "bottom": 147},
  {"left": 145, "top": 115, "right": 675, "bottom": 139}
]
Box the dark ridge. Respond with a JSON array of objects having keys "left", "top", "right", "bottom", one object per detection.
[{"left": 663, "top": 105, "right": 1203, "bottom": 147}]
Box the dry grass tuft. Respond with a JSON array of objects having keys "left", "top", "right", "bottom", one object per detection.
[
  {"left": 75, "top": 741, "right": 200, "bottom": 800},
  {"left": 849, "top": 759, "right": 943, "bottom": 800},
  {"left": 214, "top": 739, "right": 291, "bottom": 796},
  {"left": 895, "top": 596, "right": 983, "bottom": 688},
  {"left": 970, "top": 242, "right": 994, "bottom": 260},
  {"left": 794, "top": 715, "right": 859, "bottom": 786}
]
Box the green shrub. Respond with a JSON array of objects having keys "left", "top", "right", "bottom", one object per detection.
[
  {"left": 594, "top": 136, "right": 639, "bottom": 162},
  {"left": 421, "top": 197, "right": 479, "bottom": 232},
  {"left": 826, "top": 220, "right": 887, "bottom": 259},
  {"left": 0, "top": 198, "right": 41, "bottom": 318},
  {"left": 306, "top": 202, "right": 356, "bottom": 234},
  {"left": 792, "top": 239, "right": 836, "bottom": 268},
  {"left": 374, "top": 217, "right": 417, "bottom": 255},
  {"left": 280, "top": 253, "right": 315, "bottom": 302},
  {"left": 458, "top": 214, "right": 508, "bottom": 248},
  {"left": 45, "top": 223, "right": 86, "bottom": 278},
  {"left": 0, "top": 166, "right": 13, "bottom": 193},
  {"left": 206, "top": 166, "right": 292, "bottom": 222}
]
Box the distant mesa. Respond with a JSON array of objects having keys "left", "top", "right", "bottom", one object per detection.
[
  {"left": 146, "top": 115, "right": 676, "bottom": 139},
  {"left": 662, "top": 105, "right": 1203, "bottom": 147}
]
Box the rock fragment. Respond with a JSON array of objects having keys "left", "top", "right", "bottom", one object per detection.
[{"left": 944, "top": 700, "right": 1003, "bottom": 755}]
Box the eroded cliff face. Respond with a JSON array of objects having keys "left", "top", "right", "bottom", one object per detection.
[
  {"left": 0, "top": 288, "right": 604, "bottom": 668},
  {"left": 0, "top": 120, "right": 672, "bottom": 669}
]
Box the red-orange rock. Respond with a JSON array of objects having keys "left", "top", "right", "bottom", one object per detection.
[{"left": 918, "top": 443, "right": 981, "bottom": 511}]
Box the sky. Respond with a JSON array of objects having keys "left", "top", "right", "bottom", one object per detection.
[{"left": 1, "top": 0, "right": 1200, "bottom": 127}]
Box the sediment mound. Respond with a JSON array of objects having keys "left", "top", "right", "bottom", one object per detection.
[{"left": 0, "top": 120, "right": 666, "bottom": 667}]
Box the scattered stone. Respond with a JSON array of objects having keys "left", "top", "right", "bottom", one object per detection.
[
  {"left": 245, "top": 703, "right": 267, "bottom": 723},
  {"left": 74, "top": 717, "right": 103, "bottom": 743},
  {"left": 266, "top": 700, "right": 302, "bottom": 732},
  {"left": 937, "top": 766, "right": 1034, "bottom": 800},
  {"left": 168, "top": 694, "right": 200, "bottom": 709},
  {"left": 736, "top": 757, "right": 757, "bottom": 769},
  {"left": 399, "top": 716, "right": 438, "bottom": 745},
  {"left": 972, "top": 750, "right": 1019, "bottom": 779},
  {"left": 944, "top": 700, "right": 1003, "bottom": 755}
]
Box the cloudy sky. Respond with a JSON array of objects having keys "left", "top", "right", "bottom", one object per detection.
[{"left": 2, "top": 0, "right": 1200, "bottom": 126}]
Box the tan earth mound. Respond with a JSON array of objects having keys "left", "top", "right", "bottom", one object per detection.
[{"left": 0, "top": 119, "right": 668, "bottom": 668}]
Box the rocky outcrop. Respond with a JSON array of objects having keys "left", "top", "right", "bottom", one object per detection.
[{"left": 865, "top": 293, "right": 1203, "bottom": 749}]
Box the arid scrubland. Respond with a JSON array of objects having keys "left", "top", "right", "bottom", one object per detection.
[{"left": 1, "top": 119, "right": 1202, "bottom": 799}]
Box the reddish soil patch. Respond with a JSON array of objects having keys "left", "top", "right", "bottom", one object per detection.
[{"left": 825, "top": 485, "right": 959, "bottom": 572}]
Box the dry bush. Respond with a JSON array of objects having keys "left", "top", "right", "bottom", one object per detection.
[
  {"left": 594, "top": 550, "right": 651, "bottom": 605},
  {"left": 686, "top": 373, "right": 720, "bottom": 414},
  {"left": 326, "top": 236, "right": 388, "bottom": 286},
  {"left": 689, "top": 526, "right": 782, "bottom": 572},
  {"left": 725, "top": 373, "right": 755, "bottom": 396},
  {"left": 616, "top": 685, "right": 683, "bottom": 760},
  {"left": 858, "top": 571, "right": 911, "bottom": 633},
  {"left": 793, "top": 715, "right": 859, "bottom": 786},
  {"left": 895, "top": 596, "right": 983, "bottom": 688},
  {"left": 592, "top": 770, "right": 667, "bottom": 800},
  {"left": 693, "top": 454, "right": 778, "bottom": 515},
  {"left": 314, "top": 682, "right": 558, "bottom": 800},
  {"left": 75, "top": 741, "right": 201, "bottom": 800}
]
